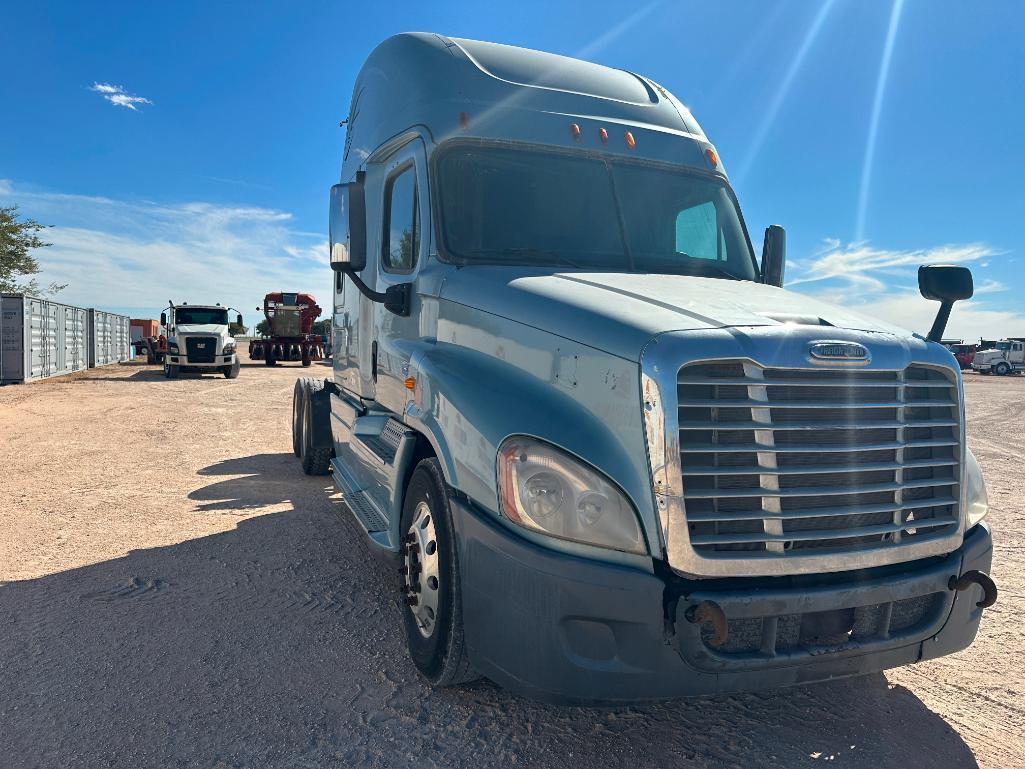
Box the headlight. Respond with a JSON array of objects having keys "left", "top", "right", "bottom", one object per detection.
[
  {"left": 965, "top": 447, "right": 988, "bottom": 528},
  {"left": 168, "top": 342, "right": 179, "bottom": 353},
  {"left": 497, "top": 436, "right": 645, "bottom": 554},
  {"left": 222, "top": 342, "right": 236, "bottom": 354}
]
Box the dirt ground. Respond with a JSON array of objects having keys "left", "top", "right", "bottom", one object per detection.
[{"left": 1, "top": 360, "right": 1022, "bottom": 769}]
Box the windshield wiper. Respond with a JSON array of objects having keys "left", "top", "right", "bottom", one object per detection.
[
  {"left": 462, "top": 248, "right": 588, "bottom": 269},
  {"left": 668, "top": 256, "right": 743, "bottom": 281}
]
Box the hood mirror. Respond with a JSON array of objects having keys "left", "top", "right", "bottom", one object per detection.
[
  {"left": 919, "top": 265, "right": 973, "bottom": 342},
  {"left": 761, "top": 225, "right": 786, "bottom": 287}
]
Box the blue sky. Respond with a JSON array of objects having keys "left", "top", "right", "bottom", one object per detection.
[{"left": 1, "top": 0, "right": 1022, "bottom": 339}]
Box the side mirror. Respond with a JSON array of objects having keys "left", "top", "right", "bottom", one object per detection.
[
  {"left": 329, "top": 180, "right": 367, "bottom": 272},
  {"left": 160, "top": 312, "right": 167, "bottom": 326},
  {"left": 919, "top": 264, "right": 973, "bottom": 342},
  {"left": 761, "top": 225, "right": 786, "bottom": 287},
  {"left": 236, "top": 313, "right": 243, "bottom": 326}
]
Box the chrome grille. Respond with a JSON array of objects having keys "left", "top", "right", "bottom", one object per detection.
[{"left": 678, "top": 362, "right": 960, "bottom": 557}]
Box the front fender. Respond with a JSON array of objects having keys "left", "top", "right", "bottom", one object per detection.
[{"left": 403, "top": 341, "right": 659, "bottom": 557}]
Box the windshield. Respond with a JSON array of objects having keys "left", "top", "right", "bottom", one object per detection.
[
  {"left": 436, "top": 145, "right": 758, "bottom": 280},
  {"left": 996, "top": 341, "right": 1011, "bottom": 351},
  {"left": 175, "top": 307, "right": 228, "bottom": 325}
]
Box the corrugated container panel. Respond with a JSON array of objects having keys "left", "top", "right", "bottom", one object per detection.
[
  {"left": 113, "top": 314, "right": 131, "bottom": 363},
  {"left": 86, "top": 309, "right": 131, "bottom": 367},
  {"left": 1, "top": 294, "right": 92, "bottom": 384}
]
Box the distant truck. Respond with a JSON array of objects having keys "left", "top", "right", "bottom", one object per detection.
[
  {"left": 972, "top": 339, "right": 1025, "bottom": 375},
  {"left": 249, "top": 292, "right": 325, "bottom": 367},
  {"left": 160, "top": 302, "right": 242, "bottom": 379},
  {"left": 291, "top": 34, "right": 996, "bottom": 702},
  {"left": 944, "top": 342, "right": 977, "bottom": 370}
]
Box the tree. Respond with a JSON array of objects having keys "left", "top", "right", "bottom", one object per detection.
[
  {"left": 256, "top": 319, "right": 271, "bottom": 337},
  {"left": 311, "top": 319, "right": 331, "bottom": 336},
  {"left": 228, "top": 322, "right": 248, "bottom": 337},
  {"left": 0, "top": 205, "right": 64, "bottom": 295}
]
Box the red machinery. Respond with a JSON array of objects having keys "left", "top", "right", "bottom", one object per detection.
[{"left": 249, "top": 292, "right": 324, "bottom": 367}]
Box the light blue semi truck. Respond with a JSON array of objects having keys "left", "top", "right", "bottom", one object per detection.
[{"left": 292, "top": 33, "right": 996, "bottom": 702}]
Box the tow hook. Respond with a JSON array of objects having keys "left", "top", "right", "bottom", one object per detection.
[
  {"left": 684, "top": 600, "right": 729, "bottom": 647},
  {"left": 948, "top": 570, "right": 998, "bottom": 609}
]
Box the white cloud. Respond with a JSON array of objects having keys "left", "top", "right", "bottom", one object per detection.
[
  {"left": 817, "top": 289, "right": 1025, "bottom": 342},
  {"left": 789, "top": 239, "right": 999, "bottom": 289},
  {"left": 0, "top": 182, "right": 331, "bottom": 319},
  {"left": 790, "top": 238, "right": 1024, "bottom": 342},
  {"left": 90, "top": 82, "right": 153, "bottom": 111},
  {"left": 973, "top": 279, "right": 1006, "bottom": 295}
]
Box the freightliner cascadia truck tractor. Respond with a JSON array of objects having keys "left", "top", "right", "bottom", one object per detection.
[
  {"left": 160, "top": 302, "right": 243, "bottom": 379},
  {"left": 291, "top": 33, "right": 997, "bottom": 702}
]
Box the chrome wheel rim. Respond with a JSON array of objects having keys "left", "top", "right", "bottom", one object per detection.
[{"left": 404, "top": 501, "right": 441, "bottom": 638}]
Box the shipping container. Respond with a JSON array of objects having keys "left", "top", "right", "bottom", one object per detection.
[
  {"left": 130, "top": 318, "right": 160, "bottom": 343},
  {"left": 1, "top": 294, "right": 90, "bottom": 383},
  {"left": 87, "top": 309, "right": 131, "bottom": 368}
]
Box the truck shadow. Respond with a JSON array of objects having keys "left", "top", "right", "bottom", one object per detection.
[{"left": 0, "top": 453, "right": 980, "bottom": 769}]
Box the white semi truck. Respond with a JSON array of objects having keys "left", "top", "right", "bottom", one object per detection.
[
  {"left": 971, "top": 339, "right": 1025, "bottom": 375},
  {"left": 160, "top": 302, "right": 242, "bottom": 379}
]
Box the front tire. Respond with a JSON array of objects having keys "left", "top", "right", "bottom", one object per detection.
[
  {"left": 291, "top": 379, "right": 306, "bottom": 457},
  {"left": 400, "top": 458, "right": 477, "bottom": 687},
  {"left": 995, "top": 362, "right": 1010, "bottom": 376},
  {"left": 223, "top": 361, "right": 240, "bottom": 379},
  {"left": 164, "top": 362, "right": 179, "bottom": 379},
  {"left": 299, "top": 379, "right": 332, "bottom": 475}
]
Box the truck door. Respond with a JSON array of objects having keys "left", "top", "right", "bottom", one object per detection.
[
  {"left": 369, "top": 137, "right": 429, "bottom": 413},
  {"left": 1013, "top": 342, "right": 1024, "bottom": 364}
]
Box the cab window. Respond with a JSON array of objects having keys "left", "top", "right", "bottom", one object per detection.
[{"left": 382, "top": 165, "right": 419, "bottom": 273}]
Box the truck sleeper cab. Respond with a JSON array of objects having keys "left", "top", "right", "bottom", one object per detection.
[
  {"left": 292, "top": 33, "right": 996, "bottom": 702},
  {"left": 161, "top": 302, "right": 243, "bottom": 379}
]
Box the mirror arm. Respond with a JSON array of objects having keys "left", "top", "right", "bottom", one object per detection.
[
  {"left": 343, "top": 268, "right": 411, "bottom": 317},
  {"left": 927, "top": 301, "right": 954, "bottom": 343}
]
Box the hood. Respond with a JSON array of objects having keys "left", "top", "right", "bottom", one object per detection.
[
  {"left": 439, "top": 267, "right": 910, "bottom": 361},
  {"left": 174, "top": 323, "right": 229, "bottom": 336}
]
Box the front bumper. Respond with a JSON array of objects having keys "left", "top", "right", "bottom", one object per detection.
[
  {"left": 167, "top": 355, "right": 236, "bottom": 368},
  {"left": 454, "top": 498, "right": 992, "bottom": 703}
]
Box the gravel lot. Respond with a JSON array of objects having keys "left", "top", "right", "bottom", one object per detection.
[{"left": 1, "top": 360, "right": 1022, "bottom": 769}]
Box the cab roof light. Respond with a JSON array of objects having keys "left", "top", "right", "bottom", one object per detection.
[
  {"left": 624, "top": 131, "right": 636, "bottom": 150},
  {"left": 459, "top": 112, "right": 469, "bottom": 131},
  {"left": 599, "top": 127, "right": 609, "bottom": 145},
  {"left": 705, "top": 147, "right": 719, "bottom": 168},
  {"left": 570, "top": 123, "right": 581, "bottom": 141}
]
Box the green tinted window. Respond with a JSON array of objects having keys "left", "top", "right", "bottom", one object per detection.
[
  {"left": 675, "top": 202, "right": 723, "bottom": 260},
  {"left": 383, "top": 165, "right": 419, "bottom": 272}
]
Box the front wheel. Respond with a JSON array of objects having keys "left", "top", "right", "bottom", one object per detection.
[
  {"left": 995, "top": 362, "right": 1010, "bottom": 376},
  {"left": 400, "top": 459, "right": 477, "bottom": 687},
  {"left": 223, "top": 361, "right": 240, "bottom": 379},
  {"left": 291, "top": 379, "right": 306, "bottom": 457},
  {"left": 299, "top": 379, "right": 332, "bottom": 475},
  {"left": 164, "top": 362, "right": 179, "bottom": 379}
]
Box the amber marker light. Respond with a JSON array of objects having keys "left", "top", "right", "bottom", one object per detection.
[
  {"left": 570, "top": 123, "right": 581, "bottom": 141},
  {"left": 624, "top": 131, "right": 636, "bottom": 150},
  {"left": 459, "top": 112, "right": 469, "bottom": 131},
  {"left": 705, "top": 147, "right": 719, "bottom": 168},
  {"left": 599, "top": 127, "right": 609, "bottom": 144},
  {"left": 404, "top": 377, "right": 416, "bottom": 390}
]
